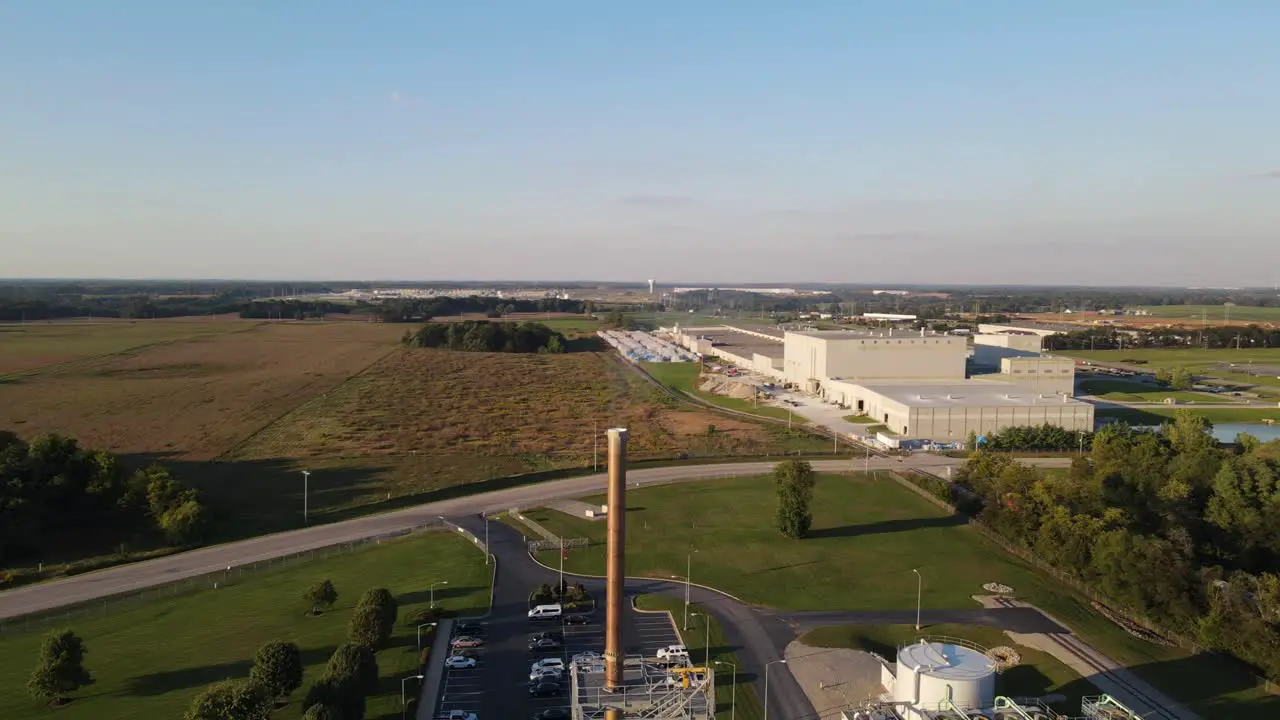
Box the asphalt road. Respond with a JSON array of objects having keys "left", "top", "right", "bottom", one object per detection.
[{"left": 4, "top": 456, "right": 1075, "bottom": 621}]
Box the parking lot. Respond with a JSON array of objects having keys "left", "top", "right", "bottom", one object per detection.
[{"left": 435, "top": 601, "right": 683, "bottom": 719}]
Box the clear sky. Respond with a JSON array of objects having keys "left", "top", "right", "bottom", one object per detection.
[{"left": 3, "top": 2, "right": 1278, "bottom": 285}]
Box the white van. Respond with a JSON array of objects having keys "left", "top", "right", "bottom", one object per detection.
[
  {"left": 527, "top": 604, "right": 563, "bottom": 620},
  {"left": 656, "top": 644, "right": 688, "bottom": 659}
]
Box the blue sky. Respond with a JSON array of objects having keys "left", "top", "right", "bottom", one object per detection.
[{"left": 3, "top": 2, "right": 1278, "bottom": 285}]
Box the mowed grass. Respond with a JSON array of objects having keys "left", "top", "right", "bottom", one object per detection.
[
  {"left": 1062, "top": 347, "right": 1280, "bottom": 372},
  {"left": 0, "top": 322, "right": 404, "bottom": 460},
  {"left": 641, "top": 362, "right": 794, "bottom": 421},
  {"left": 800, "top": 624, "right": 1095, "bottom": 712},
  {"left": 1131, "top": 305, "right": 1280, "bottom": 323},
  {"left": 0, "top": 531, "right": 490, "bottom": 720},
  {"left": 0, "top": 320, "right": 249, "bottom": 376},
  {"left": 526, "top": 473, "right": 1273, "bottom": 717},
  {"left": 635, "top": 595, "right": 763, "bottom": 720}
]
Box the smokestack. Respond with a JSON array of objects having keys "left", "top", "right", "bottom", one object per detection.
[
  {"left": 606, "top": 710, "right": 621, "bottom": 720},
  {"left": 605, "top": 428, "right": 628, "bottom": 691}
]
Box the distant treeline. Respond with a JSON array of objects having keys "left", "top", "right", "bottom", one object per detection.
[
  {"left": 401, "top": 321, "right": 566, "bottom": 353},
  {"left": 0, "top": 433, "right": 206, "bottom": 572},
  {"left": 374, "top": 296, "right": 585, "bottom": 323},
  {"left": 1044, "top": 325, "right": 1280, "bottom": 351}
]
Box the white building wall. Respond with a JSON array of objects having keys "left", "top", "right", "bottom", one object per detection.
[
  {"left": 998, "top": 356, "right": 1076, "bottom": 396},
  {"left": 908, "top": 402, "right": 1094, "bottom": 441},
  {"left": 783, "top": 332, "right": 966, "bottom": 387}
]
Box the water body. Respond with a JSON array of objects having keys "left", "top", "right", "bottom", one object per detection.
[{"left": 1134, "top": 422, "right": 1280, "bottom": 443}]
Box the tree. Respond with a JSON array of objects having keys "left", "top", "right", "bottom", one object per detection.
[
  {"left": 1155, "top": 368, "right": 1173, "bottom": 386},
  {"left": 27, "top": 629, "right": 91, "bottom": 705},
  {"left": 184, "top": 680, "right": 272, "bottom": 720},
  {"left": 773, "top": 460, "right": 816, "bottom": 539},
  {"left": 249, "top": 641, "right": 303, "bottom": 701},
  {"left": 347, "top": 603, "right": 391, "bottom": 649},
  {"left": 302, "top": 703, "right": 343, "bottom": 720},
  {"left": 305, "top": 579, "right": 338, "bottom": 615},
  {"left": 303, "top": 677, "right": 365, "bottom": 720},
  {"left": 324, "top": 643, "right": 379, "bottom": 695},
  {"left": 1170, "top": 366, "right": 1193, "bottom": 390},
  {"left": 356, "top": 588, "right": 399, "bottom": 629},
  {"left": 158, "top": 498, "right": 208, "bottom": 544}
]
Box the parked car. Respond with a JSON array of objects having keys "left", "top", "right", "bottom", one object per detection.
[
  {"left": 531, "top": 630, "right": 563, "bottom": 641},
  {"left": 529, "top": 667, "right": 563, "bottom": 682},
  {"left": 528, "top": 604, "right": 562, "bottom": 620},
  {"left": 563, "top": 614, "right": 591, "bottom": 625},
  {"left": 450, "top": 636, "right": 484, "bottom": 648},
  {"left": 531, "top": 658, "right": 565, "bottom": 673},
  {"left": 571, "top": 651, "right": 602, "bottom": 664},
  {"left": 446, "top": 712, "right": 478, "bottom": 720},
  {"left": 533, "top": 710, "right": 570, "bottom": 720},
  {"left": 528, "top": 637, "right": 562, "bottom": 650},
  {"left": 528, "top": 681, "right": 561, "bottom": 697},
  {"left": 444, "top": 655, "right": 478, "bottom": 670},
  {"left": 656, "top": 644, "right": 688, "bottom": 659}
]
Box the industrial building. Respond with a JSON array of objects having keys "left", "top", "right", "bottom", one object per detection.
[{"left": 660, "top": 324, "right": 1093, "bottom": 441}]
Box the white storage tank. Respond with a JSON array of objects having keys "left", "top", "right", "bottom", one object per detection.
[{"left": 893, "top": 639, "right": 996, "bottom": 714}]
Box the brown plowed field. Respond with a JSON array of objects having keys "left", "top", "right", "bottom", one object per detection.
[{"left": 0, "top": 322, "right": 404, "bottom": 459}]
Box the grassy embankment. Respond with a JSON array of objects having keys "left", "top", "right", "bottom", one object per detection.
[
  {"left": 800, "top": 624, "right": 1095, "bottom": 710},
  {"left": 635, "top": 595, "right": 763, "bottom": 720},
  {"left": 0, "top": 531, "right": 490, "bottom": 720},
  {"left": 1129, "top": 305, "right": 1280, "bottom": 323},
  {"left": 523, "top": 472, "right": 1279, "bottom": 719},
  {"left": 641, "top": 361, "right": 795, "bottom": 421}
]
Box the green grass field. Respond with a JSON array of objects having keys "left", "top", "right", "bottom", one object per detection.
[
  {"left": 0, "top": 532, "right": 490, "bottom": 720},
  {"left": 635, "top": 595, "right": 762, "bottom": 720},
  {"left": 843, "top": 414, "right": 876, "bottom": 424},
  {"left": 526, "top": 472, "right": 1277, "bottom": 718},
  {"left": 640, "top": 362, "right": 795, "bottom": 421},
  {"left": 1130, "top": 305, "right": 1280, "bottom": 323},
  {"left": 800, "top": 624, "right": 1095, "bottom": 712},
  {"left": 1063, "top": 347, "right": 1280, "bottom": 372}
]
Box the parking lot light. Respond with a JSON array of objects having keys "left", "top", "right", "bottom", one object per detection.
[
  {"left": 417, "top": 621, "right": 437, "bottom": 652},
  {"left": 430, "top": 579, "right": 449, "bottom": 607},
  {"left": 765, "top": 659, "right": 787, "bottom": 720},
  {"left": 713, "top": 660, "right": 737, "bottom": 720},
  {"left": 400, "top": 673, "right": 424, "bottom": 720},
  {"left": 691, "top": 612, "right": 710, "bottom": 666}
]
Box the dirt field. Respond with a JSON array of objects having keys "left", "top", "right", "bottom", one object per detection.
[
  {"left": 0, "top": 321, "right": 404, "bottom": 459},
  {"left": 232, "top": 348, "right": 771, "bottom": 467},
  {"left": 0, "top": 320, "right": 249, "bottom": 376}
]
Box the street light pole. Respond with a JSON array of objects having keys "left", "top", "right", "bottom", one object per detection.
[
  {"left": 401, "top": 674, "right": 424, "bottom": 719},
  {"left": 765, "top": 658, "right": 787, "bottom": 720},
  {"left": 692, "top": 613, "right": 710, "bottom": 667},
  {"left": 417, "top": 621, "right": 437, "bottom": 652},
  {"left": 684, "top": 549, "right": 698, "bottom": 630},
  {"left": 483, "top": 513, "right": 490, "bottom": 565},
  {"left": 430, "top": 580, "right": 448, "bottom": 608},
  {"left": 912, "top": 568, "right": 922, "bottom": 631},
  {"left": 301, "top": 470, "right": 310, "bottom": 526},
  {"left": 714, "top": 660, "right": 737, "bottom": 720}
]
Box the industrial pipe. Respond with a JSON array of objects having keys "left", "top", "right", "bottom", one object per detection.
[{"left": 604, "top": 428, "right": 628, "bottom": 691}]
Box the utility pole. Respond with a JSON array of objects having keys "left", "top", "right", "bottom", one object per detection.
[{"left": 593, "top": 421, "right": 598, "bottom": 472}]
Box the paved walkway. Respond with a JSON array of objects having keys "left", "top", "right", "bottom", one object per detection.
[
  {"left": 545, "top": 498, "right": 607, "bottom": 520},
  {"left": 415, "top": 618, "right": 454, "bottom": 720},
  {"left": 507, "top": 508, "right": 558, "bottom": 542}
]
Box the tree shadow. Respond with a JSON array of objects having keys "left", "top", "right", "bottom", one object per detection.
[
  {"left": 806, "top": 514, "right": 966, "bottom": 539},
  {"left": 125, "top": 645, "right": 337, "bottom": 696},
  {"left": 397, "top": 585, "right": 479, "bottom": 607}
]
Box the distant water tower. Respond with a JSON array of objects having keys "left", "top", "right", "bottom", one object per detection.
[{"left": 648, "top": 278, "right": 655, "bottom": 295}]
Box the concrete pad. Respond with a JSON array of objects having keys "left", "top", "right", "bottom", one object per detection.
[{"left": 785, "top": 639, "right": 887, "bottom": 718}]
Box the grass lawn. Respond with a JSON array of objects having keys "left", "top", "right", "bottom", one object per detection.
[
  {"left": 800, "top": 624, "right": 1096, "bottom": 713},
  {"left": 1130, "top": 305, "right": 1280, "bottom": 323},
  {"left": 1063, "top": 347, "right": 1280, "bottom": 372},
  {"left": 635, "top": 595, "right": 762, "bottom": 720},
  {"left": 843, "top": 414, "right": 876, "bottom": 424},
  {"left": 641, "top": 361, "right": 796, "bottom": 421},
  {"left": 528, "top": 472, "right": 1275, "bottom": 718},
  {"left": 1095, "top": 390, "right": 1232, "bottom": 404},
  {"left": 0, "top": 320, "right": 253, "bottom": 377},
  {"left": 0, "top": 531, "right": 490, "bottom": 720}
]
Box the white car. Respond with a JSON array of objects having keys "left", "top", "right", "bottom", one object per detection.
[
  {"left": 446, "top": 712, "right": 478, "bottom": 720},
  {"left": 571, "top": 651, "right": 602, "bottom": 664},
  {"left": 445, "top": 655, "right": 478, "bottom": 670},
  {"left": 530, "top": 658, "right": 565, "bottom": 673},
  {"left": 656, "top": 644, "right": 688, "bottom": 659}
]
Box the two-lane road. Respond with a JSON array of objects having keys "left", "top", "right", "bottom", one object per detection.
[{"left": 0, "top": 456, "right": 1069, "bottom": 621}]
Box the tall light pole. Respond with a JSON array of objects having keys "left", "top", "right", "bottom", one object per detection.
[
  {"left": 300, "top": 470, "right": 310, "bottom": 526},
  {"left": 430, "top": 580, "right": 448, "bottom": 608},
  {"left": 684, "top": 549, "right": 698, "bottom": 630},
  {"left": 692, "top": 612, "right": 711, "bottom": 666},
  {"left": 416, "top": 621, "right": 436, "bottom": 652},
  {"left": 765, "top": 658, "right": 787, "bottom": 720},
  {"left": 483, "top": 512, "right": 490, "bottom": 564},
  {"left": 714, "top": 660, "right": 737, "bottom": 720},
  {"left": 912, "top": 568, "right": 922, "bottom": 631},
  {"left": 401, "top": 673, "right": 424, "bottom": 720}
]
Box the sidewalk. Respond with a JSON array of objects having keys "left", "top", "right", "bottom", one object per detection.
[{"left": 415, "top": 617, "right": 454, "bottom": 720}]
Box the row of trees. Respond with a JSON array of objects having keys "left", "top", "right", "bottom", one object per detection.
[
  {"left": 1044, "top": 324, "right": 1280, "bottom": 351},
  {"left": 401, "top": 321, "right": 566, "bottom": 353},
  {"left": 955, "top": 413, "right": 1280, "bottom": 680},
  {"left": 0, "top": 433, "right": 207, "bottom": 568},
  {"left": 374, "top": 295, "right": 585, "bottom": 323},
  {"left": 966, "top": 424, "right": 1093, "bottom": 452}
]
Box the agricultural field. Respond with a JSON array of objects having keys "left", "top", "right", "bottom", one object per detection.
[
  {"left": 0, "top": 321, "right": 404, "bottom": 460},
  {"left": 0, "top": 531, "right": 489, "bottom": 720},
  {"left": 0, "top": 320, "right": 247, "bottom": 377},
  {"left": 525, "top": 472, "right": 1276, "bottom": 718},
  {"left": 1130, "top": 305, "right": 1280, "bottom": 323},
  {"left": 1062, "top": 347, "right": 1280, "bottom": 372}
]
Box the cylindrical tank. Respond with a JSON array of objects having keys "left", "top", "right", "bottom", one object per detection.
[{"left": 893, "top": 639, "right": 996, "bottom": 711}]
